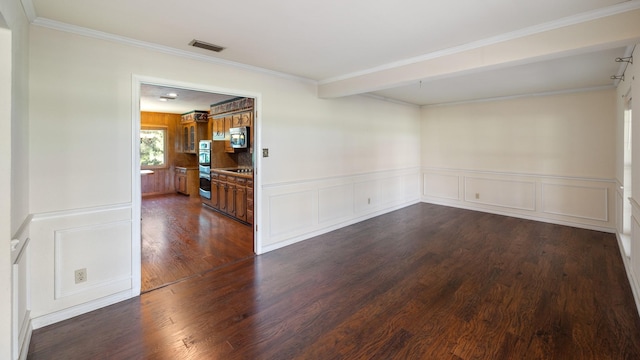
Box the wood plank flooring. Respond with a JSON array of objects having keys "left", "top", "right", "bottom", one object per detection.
[
  {"left": 28, "top": 203, "right": 640, "bottom": 359},
  {"left": 141, "top": 193, "right": 254, "bottom": 292}
]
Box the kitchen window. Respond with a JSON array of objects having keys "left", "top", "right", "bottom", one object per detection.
[{"left": 140, "top": 127, "right": 167, "bottom": 168}]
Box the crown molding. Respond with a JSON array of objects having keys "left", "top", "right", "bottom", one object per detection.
[
  {"left": 319, "top": 1, "right": 640, "bottom": 85},
  {"left": 30, "top": 17, "right": 317, "bottom": 85},
  {"left": 422, "top": 85, "right": 615, "bottom": 108},
  {"left": 19, "top": 0, "right": 36, "bottom": 22}
]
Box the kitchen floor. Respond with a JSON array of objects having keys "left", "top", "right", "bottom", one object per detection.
[{"left": 141, "top": 193, "right": 254, "bottom": 292}]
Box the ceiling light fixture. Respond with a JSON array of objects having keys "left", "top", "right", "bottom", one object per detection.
[{"left": 189, "top": 39, "right": 225, "bottom": 53}]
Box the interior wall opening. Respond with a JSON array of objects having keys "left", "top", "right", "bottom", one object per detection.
[{"left": 135, "top": 81, "right": 258, "bottom": 293}]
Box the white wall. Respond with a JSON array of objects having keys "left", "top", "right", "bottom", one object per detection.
[
  {"left": 0, "top": 0, "right": 30, "bottom": 358},
  {"left": 615, "top": 44, "right": 640, "bottom": 311},
  {"left": 27, "top": 26, "right": 421, "bottom": 325},
  {"left": 421, "top": 89, "right": 617, "bottom": 231}
]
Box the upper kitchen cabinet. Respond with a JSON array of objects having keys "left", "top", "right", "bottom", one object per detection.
[
  {"left": 210, "top": 98, "right": 254, "bottom": 153},
  {"left": 232, "top": 112, "right": 252, "bottom": 127},
  {"left": 212, "top": 114, "right": 225, "bottom": 141},
  {"left": 180, "top": 110, "right": 209, "bottom": 154}
]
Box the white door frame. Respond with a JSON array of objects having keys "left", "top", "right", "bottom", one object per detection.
[{"left": 131, "top": 75, "right": 263, "bottom": 295}]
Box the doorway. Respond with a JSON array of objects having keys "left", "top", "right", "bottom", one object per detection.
[{"left": 133, "top": 77, "right": 260, "bottom": 293}]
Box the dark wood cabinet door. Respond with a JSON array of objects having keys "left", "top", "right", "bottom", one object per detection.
[
  {"left": 234, "top": 186, "right": 247, "bottom": 222},
  {"left": 210, "top": 178, "right": 219, "bottom": 208}
]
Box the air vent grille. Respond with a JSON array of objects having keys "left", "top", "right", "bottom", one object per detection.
[{"left": 189, "top": 39, "right": 225, "bottom": 53}]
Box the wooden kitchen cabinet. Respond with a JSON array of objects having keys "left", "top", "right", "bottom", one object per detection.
[
  {"left": 207, "top": 170, "right": 254, "bottom": 224},
  {"left": 212, "top": 116, "right": 225, "bottom": 141},
  {"left": 231, "top": 111, "right": 252, "bottom": 128},
  {"left": 223, "top": 116, "right": 234, "bottom": 153},
  {"left": 175, "top": 167, "right": 198, "bottom": 196},
  {"left": 246, "top": 180, "right": 254, "bottom": 225},
  {"left": 234, "top": 177, "right": 247, "bottom": 222},
  {"left": 209, "top": 172, "right": 220, "bottom": 208},
  {"left": 225, "top": 177, "right": 236, "bottom": 216},
  {"left": 180, "top": 111, "right": 209, "bottom": 154}
]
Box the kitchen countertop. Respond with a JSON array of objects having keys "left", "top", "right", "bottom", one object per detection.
[{"left": 211, "top": 167, "right": 254, "bottom": 179}]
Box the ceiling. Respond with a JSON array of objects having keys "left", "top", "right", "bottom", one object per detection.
[
  {"left": 140, "top": 85, "right": 236, "bottom": 114},
  {"left": 26, "top": 0, "right": 640, "bottom": 106}
]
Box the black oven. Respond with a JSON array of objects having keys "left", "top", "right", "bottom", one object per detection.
[{"left": 199, "top": 172, "right": 211, "bottom": 199}]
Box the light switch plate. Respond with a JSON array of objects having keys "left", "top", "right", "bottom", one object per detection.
[{"left": 262, "top": 148, "right": 269, "bottom": 157}]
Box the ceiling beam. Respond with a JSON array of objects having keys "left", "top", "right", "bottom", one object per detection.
[{"left": 318, "top": 8, "right": 640, "bottom": 99}]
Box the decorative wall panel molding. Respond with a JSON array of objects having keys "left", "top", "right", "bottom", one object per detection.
[
  {"left": 54, "top": 220, "right": 132, "bottom": 299},
  {"left": 541, "top": 183, "right": 608, "bottom": 221},
  {"left": 464, "top": 177, "right": 535, "bottom": 211},
  {"left": 29, "top": 204, "right": 134, "bottom": 325},
  {"left": 422, "top": 168, "right": 616, "bottom": 232},
  {"left": 11, "top": 215, "right": 32, "bottom": 360},
  {"left": 423, "top": 173, "right": 459, "bottom": 200},
  {"left": 318, "top": 184, "right": 354, "bottom": 224},
  {"left": 262, "top": 168, "right": 421, "bottom": 251}
]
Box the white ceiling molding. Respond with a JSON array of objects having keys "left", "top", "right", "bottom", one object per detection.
[
  {"left": 318, "top": 1, "right": 640, "bottom": 86},
  {"left": 422, "top": 85, "right": 615, "bottom": 108},
  {"left": 30, "top": 17, "right": 317, "bottom": 85},
  {"left": 318, "top": 8, "right": 640, "bottom": 99}
]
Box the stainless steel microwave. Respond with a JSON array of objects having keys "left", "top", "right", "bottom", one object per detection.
[{"left": 229, "top": 127, "right": 248, "bottom": 149}]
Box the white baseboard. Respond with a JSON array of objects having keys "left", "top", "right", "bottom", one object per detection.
[
  {"left": 30, "top": 290, "right": 135, "bottom": 330},
  {"left": 616, "top": 232, "right": 640, "bottom": 318},
  {"left": 262, "top": 199, "right": 420, "bottom": 253},
  {"left": 17, "top": 318, "right": 31, "bottom": 360}
]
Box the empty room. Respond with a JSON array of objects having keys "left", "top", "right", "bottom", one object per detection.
[{"left": 3, "top": 0, "right": 640, "bottom": 359}]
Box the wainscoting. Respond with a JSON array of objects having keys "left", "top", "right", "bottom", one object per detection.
[
  {"left": 11, "top": 216, "right": 31, "bottom": 360},
  {"left": 141, "top": 168, "right": 173, "bottom": 196},
  {"left": 28, "top": 204, "right": 135, "bottom": 330},
  {"left": 422, "top": 168, "right": 616, "bottom": 232},
  {"left": 260, "top": 168, "right": 421, "bottom": 252}
]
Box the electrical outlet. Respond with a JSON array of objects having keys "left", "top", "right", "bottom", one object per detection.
[{"left": 75, "top": 268, "right": 87, "bottom": 284}]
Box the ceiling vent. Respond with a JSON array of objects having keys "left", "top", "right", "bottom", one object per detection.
[{"left": 189, "top": 39, "right": 225, "bottom": 53}]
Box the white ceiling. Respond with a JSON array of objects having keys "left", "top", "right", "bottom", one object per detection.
[
  {"left": 140, "top": 85, "right": 236, "bottom": 114},
  {"left": 26, "top": 0, "right": 640, "bottom": 106}
]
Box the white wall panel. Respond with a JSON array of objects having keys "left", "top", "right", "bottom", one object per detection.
[
  {"left": 541, "top": 183, "right": 608, "bottom": 221},
  {"left": 631, "top": 214, "right": 640, "bottom": 293},
  {"left": 464, "top": 177, "right": 535, "bottom": 211},
  {"left": 318, "top": 184, "right": 354, "bottom": 224},
  {"left": 423, "top": 173, "right": 460, "bottom": 200},
  {"left": 354, "top": 180, "right": 379, "bottom": 214},
  {"left": 269, "top": 190, "right": 316, "bottom": 238},
  {"left": 262, "top": 168, "right": 420, "bottom": 251},
  {"left": 54, "top": 221, "right": 132, "bottom": 299},
  {"left": 380, "top": 176, "right": 404, "bottom": 207},
  {"left": 11, "top": 219, "right": 30, "bottom": 360},
  {"left": 422, "top": 168, "right": 616, "bottom": 232},
  {"left": 29, "top": 205, "right": 134, "bottom": 324}
]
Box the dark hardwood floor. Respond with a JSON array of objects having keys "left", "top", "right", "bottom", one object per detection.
[
  {"left": 28, "top": 203, "right": 640, "bottom": 359},
  {"left": 141, "top": 193, "right": 254, "bottom": 292}
]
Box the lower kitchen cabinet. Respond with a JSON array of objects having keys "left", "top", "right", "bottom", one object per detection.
[
  {"left": 234, "top": 178, "right": 247, "bottom": 222},
  {"left": 175, "top": 167, "right": 198, "bottom": 196},
  {"left": 210, "top": 173, "right": 220, "bottom": 208},
  {"left": 208, "top": 170, "right": 253, "bottom": 224},
  {"left": 246, "top": 180, "right": 254, "bottom": 225}
]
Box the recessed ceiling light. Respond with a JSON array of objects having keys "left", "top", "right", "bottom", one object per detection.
[
  {"left": 158, "top": 98, "right": 168, "bottom": 102},
  {"left": 167, "top": 92, "right": 178, "bottom": 98}
]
